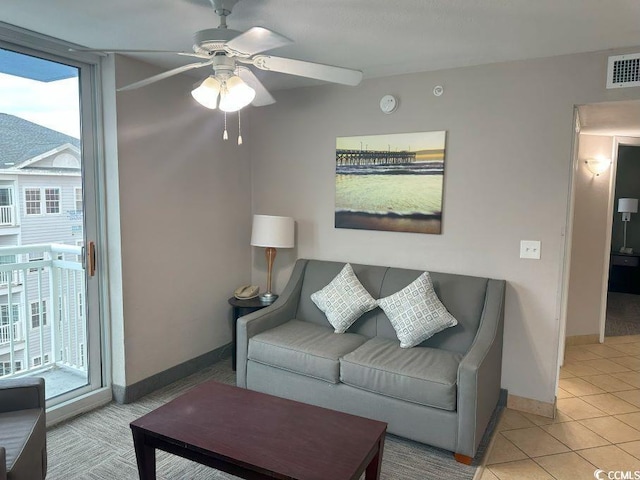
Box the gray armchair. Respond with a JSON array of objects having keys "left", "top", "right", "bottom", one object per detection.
[{"left": 0, "top": 378, "right": 47, "bottom": 480}]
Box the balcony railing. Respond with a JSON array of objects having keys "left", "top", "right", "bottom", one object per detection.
[
  {"left": 0, "top": 321, "right": 21, "bottom": 345},
  {"left": 0, "top": 244, "right": 86, "bottom": 381},
  {"left": 0, "top": 205, "right": 15, "bottom": 226}
]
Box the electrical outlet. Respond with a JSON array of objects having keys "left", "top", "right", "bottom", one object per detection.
[{"left": 520, "top": 240, "right": 541, "bottom": 259}]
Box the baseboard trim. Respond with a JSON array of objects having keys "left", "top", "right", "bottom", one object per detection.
[
  {"left": 565, "top": 334, "right": 600, "bottom": 346},
  {"left": 507, "top": 394, "right": 555, "bottom": 418},
  {"left": 498, "top": 388, "right": 508, "bottom": 407},
  {"left": 112, "top": 343, "right": 232, "bottom": 404}
]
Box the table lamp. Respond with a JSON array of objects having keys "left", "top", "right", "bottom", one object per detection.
[
  {"left": 251, "top": 214, "right": 295, "bottom": 303},
  {"left": 619, "top": 198, "right": 638, "bottom": 254}
]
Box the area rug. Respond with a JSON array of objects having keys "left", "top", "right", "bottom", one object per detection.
[
  {"left": 606, "top": 292, "right": 640, "bottom": 336},
  {"left": 47, "top": 358, "right": 496, "bottom": 479}
]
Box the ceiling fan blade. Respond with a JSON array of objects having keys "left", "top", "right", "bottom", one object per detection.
[
  {"left": 69, "top": 48, "right": 209, "bottom": 59},
  {"left": 117, "top": 61, "right": 213, "bottom": 92},
  {"left": 225, "top": 27, "right": 292, "bottom": 56},
  {"left": 237, "top": 67, "right": 275, "bottom": 106},
  {"left": 250, "top": 55, "right": 362, "bottom": 86}
]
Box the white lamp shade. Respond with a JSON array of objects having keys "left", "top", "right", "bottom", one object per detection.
[
  {"left": 618, "top": 198, "right": 639, "bottom": 214},
  {"left": 251, "top": 215, "right": 295, "bottom": 248},
  {"left": 219, "top": 75, "right": 256, "bottom": 112},
  {"left": 191, "top": 76, "right": 221, "bottom": 109}
]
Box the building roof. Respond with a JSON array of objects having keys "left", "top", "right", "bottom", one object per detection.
[{"left": 0, "top": 113, "right": 80, "bottom": 169}]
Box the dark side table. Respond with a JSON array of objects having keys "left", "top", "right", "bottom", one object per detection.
[{"left": 228, "top": 297, "right": 270, "bottom": 371}]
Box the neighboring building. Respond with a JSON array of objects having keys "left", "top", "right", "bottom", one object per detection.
[{"left": 0, "top": 113, "right": 84, "bottom": 376}]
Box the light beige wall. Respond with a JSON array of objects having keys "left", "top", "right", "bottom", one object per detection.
[
  {"left": 113, "top": 56, "right": 252, "bottom": 385},
  {"left": 565, "top": 135, "right": 614, "bottom": 337},
  {"left": 249, "top": 48, "right": 640, "bottom": 404}
]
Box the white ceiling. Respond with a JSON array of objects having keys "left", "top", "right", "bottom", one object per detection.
[{"left": 1, "top": 0, "right": 640, "bottom": 92}]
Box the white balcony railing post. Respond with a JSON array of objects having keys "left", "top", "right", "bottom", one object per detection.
[
  {"left": 0, "top": 205, "right": 13, "bottom": 226},
  {"left": 0, "top": 243, "right": 85, "bottom": 378}
]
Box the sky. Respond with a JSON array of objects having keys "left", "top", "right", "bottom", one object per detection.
[
  {"left": 0, "top": 72, "right": 81, "bottom": 138},
  {"left": 337, "top": 131, "right": 446, "bottom": 152}
]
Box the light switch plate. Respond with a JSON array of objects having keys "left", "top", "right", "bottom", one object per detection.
[{"left": 520, "top": 240, "right": 541, "bottom": 259}]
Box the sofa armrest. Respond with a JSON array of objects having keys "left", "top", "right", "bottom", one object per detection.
[
  {"left": 0, "top": 377, "right": 45, "bottom": 414},
  {"left": 455, "top": 279, "right": 505, "bottom": 458},
  {"left": 236, "top": 259, "right": 308, "bottom": 388}
]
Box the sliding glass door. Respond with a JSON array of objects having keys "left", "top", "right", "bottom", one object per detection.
[{"left": 0, "top": 38, "right": 105, "bottom": 410}]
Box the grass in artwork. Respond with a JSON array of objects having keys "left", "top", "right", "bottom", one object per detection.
[{"left": 335, "top": 131, "right": 446, "bottom": 234}]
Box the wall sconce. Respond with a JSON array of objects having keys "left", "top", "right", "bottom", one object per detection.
[{"left": 584, "top": 157, "right": 611, "bottom": 176}]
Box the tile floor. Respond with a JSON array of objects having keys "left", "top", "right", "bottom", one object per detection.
[{"left": 480, "top": 334, "right": 640, "bottom": 480}]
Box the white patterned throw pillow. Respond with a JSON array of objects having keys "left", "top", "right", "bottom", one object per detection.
[
  {"left": 378, "top": 272, "right": 458, "bottom": 348},
  {"left": 310, "top": 263, "right": 379, "bottom": 333}
]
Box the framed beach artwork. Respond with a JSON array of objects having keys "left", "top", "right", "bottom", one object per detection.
[{"left": 335, "top": 131, "right": 446, "bottom": 234}]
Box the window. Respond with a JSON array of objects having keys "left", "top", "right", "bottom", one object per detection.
[
  {"left": 24, "top": 187, "right": 60, "bottom": 215},
  {"left": 28, "top": 252, "right": 44, "bottom": 273},
  {"left": 79, "top": 343, "right": 85, "bottom": 367},
  {"left": 30, "top": 300, "right": 47, "bottom": 328},
  {"left": 25, "top": 188, "right": 41, "bottom": 215},
  {"left": 75, "top": 187, "right": 83, "bottom": 212},
  {"left": 31, "top": 355, "right": 50, "bottom": 367},
  {"left": 45, "top": 188, "right": 60, "bottom": 213},
  {"left": 1, "top": 304, "right": 20, "bottom": 325},
  {"left": 0, "top": 304, "right": 20, "bottom": 344},
  {"left": 0, "top": 187, "right": 14, "bottom": 225},
  {"left": 0, "top": 255, "right": 16, "bottom": 285},
  {"left": 0, "top": 361, "right": 21, "bottom": 377}
]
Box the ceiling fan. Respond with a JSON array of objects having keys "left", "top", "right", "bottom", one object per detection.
[{"left": 75, "top": 0, "right": 363, "bottom": 111}]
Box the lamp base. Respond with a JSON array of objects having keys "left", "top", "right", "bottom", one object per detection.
[
  {"left": 259, "top": 292, "right": 278, "bottom": 304},
  {"left": 620, "top": 247, "right": 634, "bottom": 254}
]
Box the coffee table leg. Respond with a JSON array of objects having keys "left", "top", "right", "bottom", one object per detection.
[
  {"left": 132, "top": 428, "right": 156, "bottom": 480},
  {"left": 365, "top": 436, "right": 385, "bottom": 480}
]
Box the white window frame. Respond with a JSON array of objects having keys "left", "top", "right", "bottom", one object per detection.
[
  {"left": 44, "top": 187, "right": 61, "bottom": 214},
  {"left": 24, "top": 187, "right": 61, "bottom": 216},
  {"left": 74, "top": 187, "right": 83, "bottom": 212},
  {"left": 1, "top": 303, "right": 21, "bottom": 326},
  {"left": 28, "top": 252, "right": 45, "bottom": 273},
  {"left": 24, "top": 187, "right": 41, "bottom": 216},
  {"left": 30, "top": 299, "right": 47, "bottom": 329},
  {"left": 32, "top": 355, "right": 42, "bottom": 367},
  {"left": 0, "top": 360, "right": 22, "bottom": 376}
]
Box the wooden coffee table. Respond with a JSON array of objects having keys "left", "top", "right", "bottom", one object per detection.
[{"left": 130, "top": 380, "right": 387, "bottom": 480}]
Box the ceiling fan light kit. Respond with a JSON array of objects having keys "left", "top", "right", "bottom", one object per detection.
[
  {"left": 82, "top": 0, "right": 362, "bottom": 142},
  {"left": 191, "top": 76, "right": 221, "bottom": 109}
]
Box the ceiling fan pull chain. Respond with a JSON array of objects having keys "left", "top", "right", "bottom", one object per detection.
[
  {"left": 237, "top": 111, "right": 243, "bottom": 145},
  {"left": 223, "top": 112, "right": 229, "bottom": 140}
]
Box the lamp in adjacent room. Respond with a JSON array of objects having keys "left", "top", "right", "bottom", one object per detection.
[
  {"left": 251, "top": 215, "right": 295, "bottom": 304},
  {"left": 619, "top": 198, "right": 638, "bottom": 254}
]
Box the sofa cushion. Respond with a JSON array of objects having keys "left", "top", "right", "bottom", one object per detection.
[
  {"left": 340, "top": 337, "right": 462, "bottom": 411},
  {"left": 249, "top": 320, "right": 367, "bottom": 383},
  {"left": 310, "top": 263, "right": 379, "bottom": 333},
  {"left": 0, "top": 408, "right": 46, "bottom": 477},
  {"left": 378, "top": 272, "right": 457, "bottom": 348}
]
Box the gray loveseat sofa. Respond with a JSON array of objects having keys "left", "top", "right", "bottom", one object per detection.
[{"left": 237, "top": 259, "right": 505, "bottom": 461}]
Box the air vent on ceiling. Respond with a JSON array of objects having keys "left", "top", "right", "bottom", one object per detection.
[{"left": 607, "top": 53, "right": 640, "bottom": 89}]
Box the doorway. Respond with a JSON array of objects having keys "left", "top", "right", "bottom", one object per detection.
[{"left": 605, "top": 141, "right": 640, "bottom": 337}]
